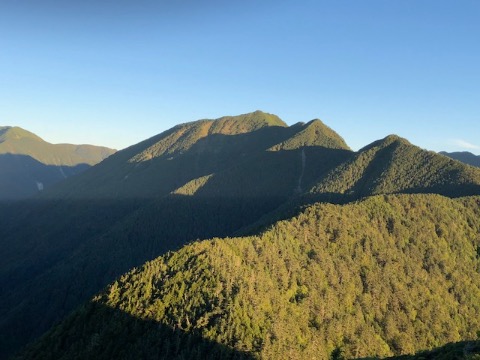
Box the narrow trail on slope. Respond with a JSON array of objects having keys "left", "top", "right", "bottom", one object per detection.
[{"left": 295, "top": 148, "right": 306, "bottom": 194}]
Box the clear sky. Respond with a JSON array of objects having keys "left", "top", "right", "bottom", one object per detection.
[{"left": 1, "top": 0, "right": 479, "bottom": 154}]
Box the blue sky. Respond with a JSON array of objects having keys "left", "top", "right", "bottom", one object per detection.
[{"left": 1, "top": 0, "right": 479, "bottom": 154}]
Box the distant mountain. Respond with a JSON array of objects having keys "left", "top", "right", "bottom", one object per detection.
[
  {"left": 0, "top": 126, "right": 116, "bottom": 199},
  {"left": 1, "top": 112, "right": 480, "bottom": 358},
  {"left": 440, "top": 151, "right": 480, "bottom": 168},
  {"left": 14, "top": 194, "right": 480, "bottom": 360}
]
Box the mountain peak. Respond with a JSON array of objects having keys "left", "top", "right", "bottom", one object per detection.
[
  {"left": 208, "top": 111, "right": 287, "bottom": 135},
  {"left": 359, "top": 134, "right": 410, "bottom": 152},
  {"left": 0, "top": 126, "right": 43, "bottom": 142},
  {"left": 126, "top": 111, "right": 288, "bottom": 163},
  {"left": 268, "top": 118, "right": 350, "bottom": 151}
]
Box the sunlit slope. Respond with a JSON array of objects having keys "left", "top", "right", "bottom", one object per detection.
[
  {"left": 310, "top": 135, "right": 480, "bottom": 201},
  {"left": 15, "top": 194, "right": 480, "bottom": 360},
  {"left": 0, "top": 126, "right": 115, "bottom": 198}
]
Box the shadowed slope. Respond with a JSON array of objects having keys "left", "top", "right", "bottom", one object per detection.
[
  {"left": 0, "top": 154, "right": 90, "bottom": 199},
  {"left": 13, "top": 303, "right": 255, "bottom": 360}
]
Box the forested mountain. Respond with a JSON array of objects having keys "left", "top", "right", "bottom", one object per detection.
[
  {"left": 2, "top": 112, "right": 480, "bottom": 358},
  {"left": 309, "top": 135, "right": 480, "bottom": 202},
  {"left": 0, "top": 111, "right": 354, "bottom": 358},
  {"left": 0, "top": 126, "right": 115, "bottom": 199},
  {"left": 44, "top": 111, "right": 350, "bottom": 199},
  {"left": 14, "top": 195, "right": 480, "bottom": 360},
  {"left": 440, "top": 151, "right": 480, "bottom": 168}
]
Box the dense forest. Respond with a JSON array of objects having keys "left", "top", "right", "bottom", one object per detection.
[{"left": 15, "top": 194, "right": 480, "bottom": 359}]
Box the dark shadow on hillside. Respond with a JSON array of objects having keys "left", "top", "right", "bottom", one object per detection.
[
  {"left": 0, "top": 153, "right": 90, "bottom": 199},
  {"left": 0, "top": 194, "right": 293, "bottom": 359},
  {"left": 13, "top": 301, "right": 255, "bottom": 360},
  {"left": 355, "top": 340, "right": 480, "bottom": 359},
  {"left": 188, "top": 145, "right": 353, "bottom": 200}
]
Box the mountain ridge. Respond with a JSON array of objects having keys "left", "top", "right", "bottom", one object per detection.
[
  {"left": 1, "top": 112, "right": 480, "bottom": 358},
  {"left": 42, "top": 111, "right": 350, "bottom": 200}
]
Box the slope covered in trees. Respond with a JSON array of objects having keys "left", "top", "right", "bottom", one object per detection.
[
  {"left": 2, "top": 112, "right": 480, "bottom": 358},
  {"left": 310, "top": 135, "right": 480, "bottom": 202},
  {"left": 45, "top": 111, "right": 350, "bottom": 199},
  {"left": 15, "top": 194, "right": 480, "bottom": 360},
  {"left": 0, "top": 112, "right": 353, "bottom": 358}
]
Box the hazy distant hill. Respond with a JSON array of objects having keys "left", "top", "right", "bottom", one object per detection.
[
  {"left": 15, "top": 194, "right": 480, "bottom": 360},
  {"left": 0, "top": 126, "right": 115, "bottom": 199},
  {"left": 440, "top": 151, "right": 480, "bottom": 168},
  {"left": 1, "top": 112, "right": 480, "bottom": 358}
]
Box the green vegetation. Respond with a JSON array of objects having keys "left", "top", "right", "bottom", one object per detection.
[
  {"left": 0, "top": 112, "right": 355, "bottom": 357},
  {"left": 15, "top": 194, "right": 480, "bottom": 359},
  {"left": 268, "top": 119, "right": 350, "bottom": 151},
  {"left": 2, "top": 112, "right": 480, "bottom": 358},
  {"left": 310, "top": 135, "right": 480, "bottom": 201}
]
